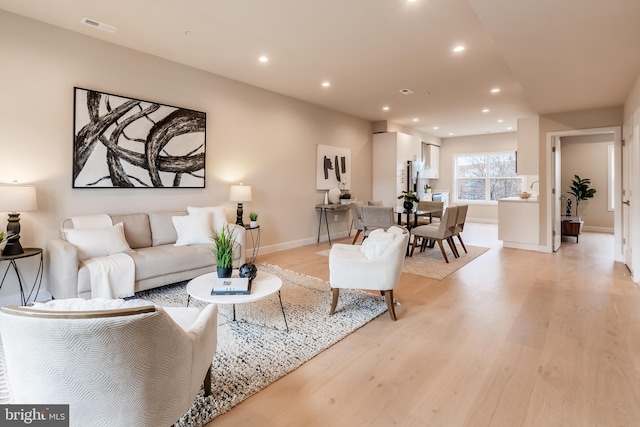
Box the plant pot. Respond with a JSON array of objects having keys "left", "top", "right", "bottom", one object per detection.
[
  {"left": 217, "top": 266, "right": 233, "bottom": 278},
  {"left": 403, "top": 201, "right": 414, "bottom": 211},
  {"left": 340, "top": 199, "right": 351, "bottom": 204},
  {"left": 250, "top": 221, "right": 258, "bottom": 228}
]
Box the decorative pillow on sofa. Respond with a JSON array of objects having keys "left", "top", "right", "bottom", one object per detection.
[
  {"left": 187, "top": 206, "right": 227, "bottom": 232},
  {"left": 62, "top": 222, "right": 131, "bottom": 260},
  {"left": 360, "top": 228, "right": 395, "bottom": 259},
  {"left": 172, "top": 214, "right": 212, "bottom": 246}
]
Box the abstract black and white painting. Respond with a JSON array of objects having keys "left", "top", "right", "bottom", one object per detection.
[
  {"left": 73, "top": 87, "right": 206, "bottom": 188},
  {"left": 316, "top": 144, "right": 351, "bottom": 190}
]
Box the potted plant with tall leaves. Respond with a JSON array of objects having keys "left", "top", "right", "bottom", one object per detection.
[
  {"left": 568, "top": 175, "right": 596, "bottom": 218},
  {"left": 398, "top": 190, "right": 419, "bottom": 212},
  {"left": 567, "top": 174, "right": 596, "bottom": 235},
  {"left": 211, "top": 225, "right": 237, "bottom": 278}
]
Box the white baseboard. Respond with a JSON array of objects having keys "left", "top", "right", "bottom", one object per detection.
[
  {"left": 250, "top": 230, "right": 351, "bottom": 256},
  {"left": 467, "top": 217, "right": 498, "bottom": 224},
  {"left": 583, "top": 226, "right": 613, "bottom": 234}
]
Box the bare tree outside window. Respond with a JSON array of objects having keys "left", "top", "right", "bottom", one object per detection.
[{"left": 456, "top": 152, "right": 521, "bottom": 201}]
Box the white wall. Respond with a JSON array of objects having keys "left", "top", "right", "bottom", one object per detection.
[{"left": 0, "top": 11, "right": 373, "bottom": 303}]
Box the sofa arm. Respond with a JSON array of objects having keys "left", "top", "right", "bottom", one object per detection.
[
  {"left": 227, "top": 224, "right": 247, "bottom": 267},
  {"left": 45, "top": 239, "right": 80, "bottom": 299}
]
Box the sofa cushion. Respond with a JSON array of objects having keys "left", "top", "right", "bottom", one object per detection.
[
  {"left": 187, "top": 206, "right": 227, "bottom": 233},
  {"left": 149, "top": 210, "right": 186, "bottom": 246},
  {"left": 128, "top": 244, "right": 214, "bottom": 281},
  {"left": 62, "top": 223, "right": 131, "bottom": 260},
  {"left": 172, "top": 214, "right": 212, "bottom": 246},
  {"left": 110, "top": 213, "right": 152, "bottom": 249}
]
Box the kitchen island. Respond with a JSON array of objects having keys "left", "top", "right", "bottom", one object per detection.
[{"left": 498, "top": 196, "right": 540, "bottom": 250}]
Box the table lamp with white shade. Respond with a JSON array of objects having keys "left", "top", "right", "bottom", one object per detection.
[
  {"left": 229, "top": 184, "right": 252, "bottom": 227},
  {"left": 0, "top": 184, "right": 38, "bottom": 256}
]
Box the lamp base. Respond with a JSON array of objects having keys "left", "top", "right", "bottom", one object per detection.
[
  {"left": 2, "top": 213, "right": 24, "bottom": 256},
  {"left": 2, "top": 238, "right": 24, "bottom": 256},
  {"left": 235, "top": 203, "right": 245, "bottom": 227}
]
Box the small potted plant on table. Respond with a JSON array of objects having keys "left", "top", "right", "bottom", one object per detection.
[
  {"left": 211, "top": 225, "right": 237, "bottom": 278},
  {"left": 339, "top": 192, "right": 352, "bottom": 204},
  {"left": 249, "top": 212, "right": 258, "bottom": 228},
  {"left": 398, "top": 190, "right": 419, "bottom": 211}
]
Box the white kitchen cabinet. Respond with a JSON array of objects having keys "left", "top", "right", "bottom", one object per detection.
[
  {"left": 498, "top": 197, "right": 540, "bottom": 250},
  {"left": 423, "top": 143, "right": 440, "bottom": 179},
  {"left": 373, "top": 132, "right": 421, "bottom": 207}
]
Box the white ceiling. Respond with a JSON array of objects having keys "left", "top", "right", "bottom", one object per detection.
[{"left": 1, "top": 0, "right": 639, "bottom": 138}]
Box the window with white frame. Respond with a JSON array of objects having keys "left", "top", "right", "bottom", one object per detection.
[{"left": 454, "top": 151, "right": 523, "bottom": 202}]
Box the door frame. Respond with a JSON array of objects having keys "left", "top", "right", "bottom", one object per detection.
[{"left": 545, "top": 126, "right": 622, "bottom": 260}]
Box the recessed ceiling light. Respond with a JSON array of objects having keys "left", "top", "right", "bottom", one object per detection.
[
  {"left": 408, "top": 0, "right": 418, "bottom": 2},
  {"left": 453, "top": 45, "right": 465, "bottom": 53},
  {"left": 490, "top": 88, "right": 501, "bottom": 93},
  {"left": 497, "top": 119, "right": 504, "bottom": 123},
  {"left": 507, "top": 127, "right": 513, "bottom": 130},
  {"left": 382, "top": 106, "right": 390, "bottom": 111},
  {"left": 449, "top": 133, "right": 454, "bottom": 136},
  {"left": 258, "top": 56, "right": 269, "bottom": 63},
  {"left": 482, "top": 108, "right": 490, "bottom": 113},
  {"left": 412, "top": 118, "right": 419, "bottom": 122},
  {"left": 322, "top": 82, "right": 331, "bottom": 87},
  {"left": 433, "top": 126, "right": 439, "bottom": 130}
]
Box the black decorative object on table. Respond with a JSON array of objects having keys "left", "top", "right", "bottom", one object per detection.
[{"left": 239, "top": 263, "right": 258, "bottom": 291}]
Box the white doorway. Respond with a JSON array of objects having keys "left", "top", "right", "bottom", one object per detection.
[{"left": 545, "top": 126, "right": 622, "bottom": 259}]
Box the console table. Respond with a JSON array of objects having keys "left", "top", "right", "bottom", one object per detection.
[
  {"left": 0, "top": 247, "right": 44, "bottom": 305},
  {"left": 315, "top": 204, "right": 350, "bottom": 245}
]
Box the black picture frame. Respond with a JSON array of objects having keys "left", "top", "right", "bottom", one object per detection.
[{"left": 73, "top": 87, "right": 206, "bottom": 188}]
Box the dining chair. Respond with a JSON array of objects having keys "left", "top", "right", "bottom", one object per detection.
[
  {"left": 349, "top": 202, "right": 365, "bottom": 244},
  {"left": 361, "top": 206, "right": 395, "bottom": 240},
  {"left": 409, "top": 205, "right": 460, "bottom": 263},
  {"left": 416, "top": 201, "right": 444, "bottom": 226},
  {"left": 451, "top": 204, "right": 469, "bottom": 254}
]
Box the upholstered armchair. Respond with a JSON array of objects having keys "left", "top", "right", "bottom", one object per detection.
[
  {"left": 0, "top": 299, "right": 218, "bottom": 427},
  {"left": 329, "top": 225, "right": 410, "bottom": 320}
]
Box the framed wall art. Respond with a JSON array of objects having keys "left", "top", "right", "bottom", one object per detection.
[
  {"left": 73, "top": 87, "right": 206, "bottom": 188},
  {"left": 316, "top": 144, "right": 351, "bottom": 190}
]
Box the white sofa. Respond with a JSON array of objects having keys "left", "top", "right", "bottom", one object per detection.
[{"left": 46, "top": 209, "right": 246, "bottom": 299}]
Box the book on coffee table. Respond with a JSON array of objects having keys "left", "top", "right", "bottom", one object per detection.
[{"left": 212, "top": 277, "right": 251, "bottom": 295}]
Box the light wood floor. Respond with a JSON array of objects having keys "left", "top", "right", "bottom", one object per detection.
[{"left": 206, "top": 224, "right": 640, "bottom": 427}]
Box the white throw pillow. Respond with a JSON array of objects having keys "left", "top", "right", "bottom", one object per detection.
[
  {"left": 187, "top": 206, "right": 227, "bottom": 233},
  {"left": 62, "top": 222, "right": 131, "bottom": 260},
  {"left": 172, "top": 214, "right": 212, "bottom": 246},
  {"left": 360, "top": 228, "right": 394, "bottom": 259}
]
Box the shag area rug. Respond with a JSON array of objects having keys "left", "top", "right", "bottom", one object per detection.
[
  {"left": 150, "top": 263, "right": 388, "bottom": 425},
  {"left": 317, "top": 245, "right": 489, "bottom": 280},
  {"left": 0, "top": 264, "right": 388, "bottom": 425}
]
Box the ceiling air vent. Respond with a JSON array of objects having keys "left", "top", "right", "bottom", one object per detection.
[
  {"left": 399, "top": 88, "right": 414, "bottom": 95},
  {"left": 81, "top": 17, "right": 117, "bottom": 33}
]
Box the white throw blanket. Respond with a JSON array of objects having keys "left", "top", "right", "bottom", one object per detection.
[
  {"left": 70, "top": 214, "right": 136, "bottom": 299},
  {"left": 82, "top": 254, "right": 136, "bottom": 299}
]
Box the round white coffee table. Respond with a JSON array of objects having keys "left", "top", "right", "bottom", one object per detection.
[{"left": 186, "top": 270, "right": 288, "bottom": 331}]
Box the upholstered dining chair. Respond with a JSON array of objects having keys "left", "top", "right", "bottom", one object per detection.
[
  {"left": 329, "top": 225, "right": 410, "bottom": 320},
  {"left": 350, "top": 201, "right": 365, "bottom": 244},
  {"left": 0, "top": 299, "right": 218, "bottom": 427},
  {"left": 451, "top": 204, "right": 469, "bottom": 254},
  {"left": 416, "top": 201, "right": 444, "bottom": 226},
  {"left": 409, "top": 205, "right": 460, "bottom": 263},
  {"left": 361, "top": 206, "right": 395, "bottom": 240}
]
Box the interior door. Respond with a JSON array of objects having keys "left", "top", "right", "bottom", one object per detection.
[
  {"left": 623, "top": 122, "right": 635, "bottom": 273},
  {"left": 553, "top": 137, "right": 562, "bottom": 251}
]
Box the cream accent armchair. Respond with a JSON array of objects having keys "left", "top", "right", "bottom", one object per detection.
[
  {"left": 329, "top": 226, "right": 409, "bottom": 320},
  {"left": 0, "top": 299, "right": 218, "bottom": 427}
]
